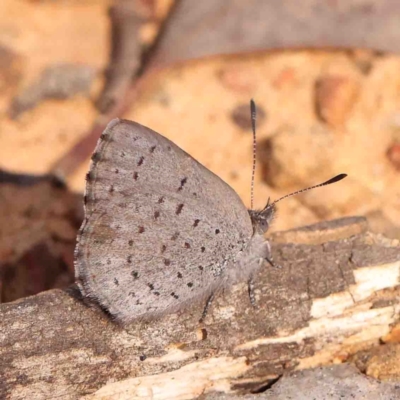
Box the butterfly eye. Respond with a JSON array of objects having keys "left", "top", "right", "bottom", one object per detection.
[{"left": 259, "top": 219, "right": 269, "bottom": 233}]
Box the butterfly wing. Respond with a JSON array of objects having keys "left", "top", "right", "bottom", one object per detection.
[{"left": 75, "top": 119, "right": 253, "bottom": 323}]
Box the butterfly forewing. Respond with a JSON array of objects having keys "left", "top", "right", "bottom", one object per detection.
[{"left": 75, "top": 119, "right": 253, "bottom": 323}]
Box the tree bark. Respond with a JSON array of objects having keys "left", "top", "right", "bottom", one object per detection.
[{"left": 1, "top": 216, "right": 399, "bottom": 399}]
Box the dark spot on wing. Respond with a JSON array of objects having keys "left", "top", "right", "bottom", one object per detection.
[
  {"left": 115, "top": 168, "right": 119, "bottom": 174},
  {"left": 120, "top": 151, "right": 125, "bottom": 158},
  {"left": 150, "top": 145, "right": 156, "bottom": 153},
  {"left": 127, "top": 255, "right": 132, "bottom": 264},
  {"left": 131, "top": 271, "right": 139, "bottom": 279},
  {"left": 154, "top": 291, "right": 160, "bottom": 296},
  {"left": 154, "top": 211, "right": 160, "bottom": 220},
  {"left": 158, "top": 196, "right": 164, "bottom": 204},
  {"left": 198, "top": 265, "right": 203, "bottom": 271},
  {"left": 164, "top": 259, "right": 171, "bottom": 266},
  {"left": 201, "top": 246, "right": 205, "bottom": 253},
  {"left": 178, "top": 177, "right": 187, "bottom": 191},
  {"left": 138, "top": 226, "right": 145, "bottom": 233},
  {"left": 184, "top": 242, "right": 191, "bottom": 249},
  {"left": 161, "top": 244, "right": 166, "bottom": 253},
  {"left": 137, "top": 156, "right": 144, "bottom": 166},
  {"left": 133, "top": 172, "right": 138, "bottom": 180},
  {"left": 147, "top": 283, "right": 154, "bottom": 291},
  {"left": 171, "top": 292, "right": 179, "bottom": 299},
  {"left": 187, "top": 282, "right": 193, "bottom": 288},
  {"left": 129, "top": 240, "right": 133, "bottom": 246},
  {"left": 114, "top": 278, "right": 119, "bottom": 286},
  {"left": 86, "top": 171, "right": 93, "bottom": 182},
  {"left": 91, "top": 152, "right": 100, "bottom": 162},
  {"left": 176, "top": 203, "right": 184, "bottom": 215},
  {"left": 193, "top": 219, "right": 200, "bottom": 227},
  {"left": 177, "top": 272, "right": 183, "bottom": 278},
  {"left": 109, "top": 185, "right": 114, "bottom": 193},
  {"left": 129, "top": 291, "right": 135, "bottom": 297},
  {"left": 215, "top": 229, "right": 220, "bottom": 234}
]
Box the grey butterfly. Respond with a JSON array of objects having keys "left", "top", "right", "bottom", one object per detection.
[{"left": 75, "top": 101, "right": 346, "bottom": 324}]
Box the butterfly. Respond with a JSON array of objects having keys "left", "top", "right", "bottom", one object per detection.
[{"left": 75, "top": 100, "right": 346, "bottom": 324}]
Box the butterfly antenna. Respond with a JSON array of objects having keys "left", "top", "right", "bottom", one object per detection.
[
  {"left": 265, "top": 173, "right": 347, "bottom": 210},
  {"left": 250, "top": 99, "right": 257, "bottom": 210}
]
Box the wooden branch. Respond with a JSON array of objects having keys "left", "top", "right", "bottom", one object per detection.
[
  {"left": 95, "top": 0, "right": 143, "bottom": 114},
  {"left": 1, "top": 216, "right": 399, "bottom": 399}
]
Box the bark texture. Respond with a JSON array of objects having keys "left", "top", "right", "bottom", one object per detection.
[{"left": 1, "top": 216, "right": 399, "bottom": 399}]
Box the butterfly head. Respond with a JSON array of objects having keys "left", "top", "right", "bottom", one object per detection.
[{"left": 248, "top": 200, "right": 276, "bottom": 235}]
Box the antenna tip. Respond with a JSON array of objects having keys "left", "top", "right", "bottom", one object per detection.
[
  {"left": 250, "top": 99, "right": 256, "bottom": 112},
  {"left": 324, "top": 173, "right": 347, "bottom": 185}
]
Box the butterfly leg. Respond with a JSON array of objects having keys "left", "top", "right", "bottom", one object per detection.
[
  {"left": 262, "top": 240, "right": 281, "bottom": 269},
  {"left": 248, "top": 258, "right": 265, "bottom": 307},
  {"left": 199, "top": 292, "right": 215, "bottom": 323},
  {"left": 265, "top": 255, "right": 282, "bottom": 269},
  {"left": 248, "top": 275, "right": 256, "bottom": 307}
]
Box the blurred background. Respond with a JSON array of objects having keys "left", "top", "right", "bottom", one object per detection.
[{"left": 1, "top": 0, "right": 400, "bottom": 303}]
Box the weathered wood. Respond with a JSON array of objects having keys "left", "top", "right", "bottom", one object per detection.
[
  {"left": 1, "top": 216, "right": 399, "bottom": 399},
  {"left": 201, "top": 364, "right": 400, "bottom": 399}
]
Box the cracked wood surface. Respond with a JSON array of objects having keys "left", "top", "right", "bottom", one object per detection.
[{"left": 1, "top": 216, "right": 399, "bottom": 399}]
